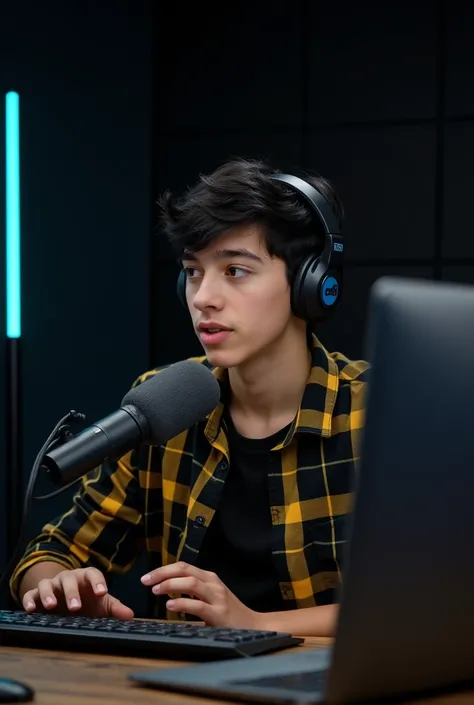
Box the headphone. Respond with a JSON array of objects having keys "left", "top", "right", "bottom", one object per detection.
[{"left": 176, "top": 172, "right": 344, "bottom": 324}]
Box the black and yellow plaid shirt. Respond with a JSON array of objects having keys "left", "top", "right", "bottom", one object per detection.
[{"left": 10, "top": 335, "right": 369, "bottom": 617}]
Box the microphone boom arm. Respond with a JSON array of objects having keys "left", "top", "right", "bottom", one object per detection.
[{"left": 0, "top": 410, "right": 87, "bottom": 601}]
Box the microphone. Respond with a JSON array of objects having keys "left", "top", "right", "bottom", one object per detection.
[{"left": 41, "top": 360, "right": 221, "bottom": 486}]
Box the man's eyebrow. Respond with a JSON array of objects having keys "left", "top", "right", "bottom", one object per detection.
[{"left": 181, "top": 248, "right": 264, "bottom": 263}]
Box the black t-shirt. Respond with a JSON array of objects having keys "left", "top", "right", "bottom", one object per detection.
[{"left": 196, "top": 410, "right": 291, "bottom": 613}]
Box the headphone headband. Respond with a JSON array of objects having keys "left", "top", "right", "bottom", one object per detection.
[
  {"left": 269, "top": 172, "right": 344, "bottom": 322},
  {"left": 270, "top": 173, "right": 342, "bottom": 236}
]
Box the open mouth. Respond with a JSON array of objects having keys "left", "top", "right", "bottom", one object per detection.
[{"left": 198, "top": 327, "right": 232, "bottom": 344}]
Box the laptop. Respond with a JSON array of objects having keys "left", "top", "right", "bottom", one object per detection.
[{"left": 129, "top": 276, "right": 474, "bottom": 704}]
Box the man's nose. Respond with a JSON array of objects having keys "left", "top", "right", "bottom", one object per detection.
[{"left": 191, "top": 274, "right": 224, "bottom": 311}]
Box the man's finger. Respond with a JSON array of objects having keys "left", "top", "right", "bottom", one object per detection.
[
  {"left": 141, "top": 561, "right": 210, "bottom": 586},
  {"left": 84, "top": 567, "right": 108, "bottom": 595},
  {"left": 37, "top": 578, "right": 59, "bottom": 610},
  {"left": 152, "top": 576, "right": 212, "bottom": 603},
  {"left": 166, "top": 597, "right": 212, "bottom": 623},
  {"left": 58, "top": 572, "right": 82, "bottom": 610},
  {"left": 22, "top": 589, "right": 39, "bottom": 612},
  {"left": 106, "top": 595, "right": 134, "bottom": 620}
]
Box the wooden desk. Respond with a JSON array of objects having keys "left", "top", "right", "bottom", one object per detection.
[{"left": 1, "top": 639, "right": 473, "bottom": 705}]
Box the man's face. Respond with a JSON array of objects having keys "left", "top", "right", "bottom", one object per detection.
[{"left": 181, "top": 225, "right": 298, "bottom": 368}]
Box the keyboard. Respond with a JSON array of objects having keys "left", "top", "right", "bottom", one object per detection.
[{"left": 0, "top": 610, "right": 304, "bottom": 661}]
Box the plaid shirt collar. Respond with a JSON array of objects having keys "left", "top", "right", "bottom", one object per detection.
[{"left": 203, "top": 334, "right": 339, "bottom": 446}]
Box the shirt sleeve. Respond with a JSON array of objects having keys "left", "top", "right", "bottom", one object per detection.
[{"left": 9, "top": 447, "right": 146, "bottom": 605}]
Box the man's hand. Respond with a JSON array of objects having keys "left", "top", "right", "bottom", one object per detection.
[
  {"left": 141, "top": 562, "right": 262, "bottom": 629},
  {"left": 22, "top": 567, "right": 134, "bottom": 620}
]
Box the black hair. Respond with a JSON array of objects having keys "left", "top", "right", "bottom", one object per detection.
[{"left": 158, "top": 157, "right": 344, "bottom": 284}]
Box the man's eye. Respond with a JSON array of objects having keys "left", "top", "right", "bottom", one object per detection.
[
  {"left": 227, "top": 266, "right": 248, "bottom": 278},
  {"left": 184, "top": 267, "right": 198, "bottom": 278}
]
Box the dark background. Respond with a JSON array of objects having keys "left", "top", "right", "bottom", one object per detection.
[{"left": 1, "top": 0, "right": 473, "bottom": 612}]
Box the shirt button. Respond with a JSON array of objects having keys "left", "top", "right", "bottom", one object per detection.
[
  {"left": 195, "top": 515, "right": 206, "bottom": 526},
  {"left": 219, "top": 460, "right": 228, "bottom": 471}
]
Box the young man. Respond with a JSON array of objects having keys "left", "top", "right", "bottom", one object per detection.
[{"left": 10, "top": 158, "right": 369, "bottom": 637}]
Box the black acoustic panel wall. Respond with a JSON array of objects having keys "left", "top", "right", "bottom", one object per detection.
[
  {"left": 307, "top": 1, "right": 437, "bottom": 124},
  {"left": 157, "top": 1, "right": 303, "bottom": 131},
  {"left": 445, "top": 0, "right": 474, "bottom": 116},
  {"left": 441, "top": 267, "right": 474, "bottom": 286},
  {"left": 308, "top": 125, "right": 437, "bottom": 261},
  {"left": 443, "top": 123, "right": 474, "bottom": 259}
]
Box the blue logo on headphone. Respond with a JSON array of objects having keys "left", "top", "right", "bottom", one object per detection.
[{"left": 321, "top": 276, "right": 339, "bottom": 306}]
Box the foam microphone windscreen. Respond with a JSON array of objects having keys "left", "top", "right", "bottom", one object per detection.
[{"left": 121, "top": 360, "right": 221, "bottom": 445}]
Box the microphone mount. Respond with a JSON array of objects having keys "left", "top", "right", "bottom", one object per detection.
[{"left": 0, "top": 410, "right": 87, "bottom": 601}]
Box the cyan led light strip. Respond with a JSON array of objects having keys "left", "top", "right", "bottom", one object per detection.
[{"left": 5, "top": 90, "right": 21, "bottom": 338}]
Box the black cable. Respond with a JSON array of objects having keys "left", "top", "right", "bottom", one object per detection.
[{"left": 0, "top": 410, "right": 86, "bottom": 601}]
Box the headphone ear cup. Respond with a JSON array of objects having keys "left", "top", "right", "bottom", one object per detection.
[
  {"left": 291, "top": 255, "right": 342, "bottom": 324},
  {"left": 176, "top": 269, "right": 187, "bottom": 308}
]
